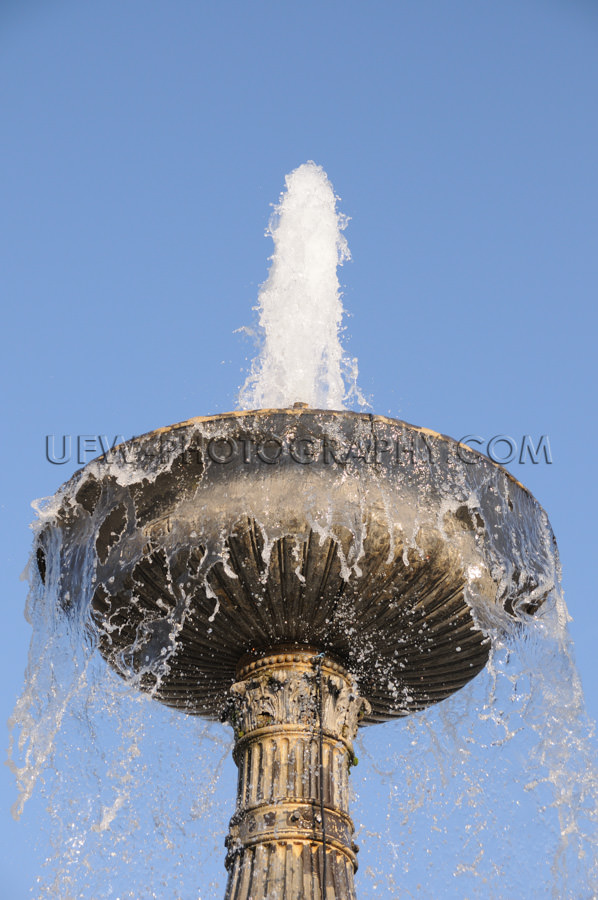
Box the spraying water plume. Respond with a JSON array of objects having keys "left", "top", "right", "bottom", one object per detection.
[
  {"left": 7, "top": 163, "right": 598, "bottom": 899},
  {"left": 239, "top": 161, "right": 362, "bottom": 410}
]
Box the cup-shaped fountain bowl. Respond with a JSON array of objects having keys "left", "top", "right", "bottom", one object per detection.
[{"left": 40, "top": 409, "right": 557, "bottom": 724}]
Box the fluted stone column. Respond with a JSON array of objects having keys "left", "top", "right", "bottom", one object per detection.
[{"left": 223, "top": 648, "right": 370, "bottom": 900}]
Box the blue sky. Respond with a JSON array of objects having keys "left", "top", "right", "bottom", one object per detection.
[{"left": 1, "top": 2, "right": 597, "bottom": 897}]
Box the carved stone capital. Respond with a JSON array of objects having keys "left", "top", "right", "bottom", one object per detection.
[{"left": 227, "top": 650, "right": 370, "bottom": 749}]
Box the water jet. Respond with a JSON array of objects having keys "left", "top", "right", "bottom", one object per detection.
[{"left": 15, "top": 162, "right": 579, "bottom": 897}]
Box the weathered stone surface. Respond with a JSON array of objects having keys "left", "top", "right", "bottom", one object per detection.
[{"left": 224, "top": 648, "right": 369, "bottom": 900}]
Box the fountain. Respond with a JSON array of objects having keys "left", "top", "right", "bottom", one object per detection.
[{"left": 11, "top": 163, "right": 591, "bottom": 898}]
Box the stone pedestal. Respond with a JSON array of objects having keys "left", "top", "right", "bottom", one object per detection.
[{"left": 224, "top": 648, "right": 370, "bottom": 900}]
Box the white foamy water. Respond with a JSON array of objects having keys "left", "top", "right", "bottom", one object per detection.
[{"left": 238, "top": 161, "right": 363, "bottom": 410}]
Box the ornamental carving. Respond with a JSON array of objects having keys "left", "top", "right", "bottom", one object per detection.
[{"left": 226, "top": 652, "right": 370, "bottom": 748}]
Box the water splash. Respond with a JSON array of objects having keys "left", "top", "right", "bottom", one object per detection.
[
  {"left": 8, "top": 500, "right": 233, "bottom": 897},
  {"left": 238, "top": 161, "right": 363, "bottom": 410},
  {"left": 9, "top": 415, "right": 598, "bottom": 897},
  {"left": 7, "top": 160, "right": 598, "bottom": 897},
  {"left": 355, "top": 595, "right": 598, "bottom": 898}
]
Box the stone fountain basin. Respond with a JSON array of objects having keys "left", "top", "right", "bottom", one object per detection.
[{"left": 40, "top": 409, "right": 557, "bottom": 724}]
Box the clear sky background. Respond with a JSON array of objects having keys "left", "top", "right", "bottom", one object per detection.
[{"left": 1, "top": 1, "right": 597, "bottom": 898}]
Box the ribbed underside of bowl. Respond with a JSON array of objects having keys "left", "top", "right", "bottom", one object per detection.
[{"left": 43, "top": 409, "right": 555, "bottom": 724}]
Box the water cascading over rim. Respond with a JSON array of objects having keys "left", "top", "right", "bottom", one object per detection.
[{"left": 36, "top": 406, "right": 557, "bottom": 899}]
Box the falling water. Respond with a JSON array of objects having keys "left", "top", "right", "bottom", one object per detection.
[
  {"left": 238, "top": 161, "right": 362, "bottom": 410},
  {"left": 8, "top": 163, "right": 598, "bottom": 899},
  {"left": 355, "top": 598, "right": 598, "bottom": 898}
]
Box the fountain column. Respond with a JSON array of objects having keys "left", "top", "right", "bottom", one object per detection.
[{"left": 224, "top": 648, "right": 370, "bottom": 900}]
